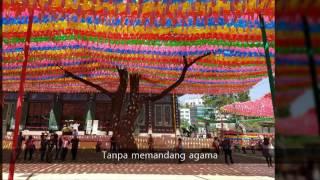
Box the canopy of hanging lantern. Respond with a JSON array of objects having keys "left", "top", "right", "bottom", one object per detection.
[
  {"left": 3, "top": 0, "right": 274, "bottom": 94},
  {"left": 221, "top": 93, "right": 274, "bottom": 118},
  {"left": 276, "top": 0, "right": 320, "bottom": 108}
]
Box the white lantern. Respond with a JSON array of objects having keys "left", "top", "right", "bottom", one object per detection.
[
  {"left": 176, "top": 128, "right": 181, "bottom": 136},
  {"left": 108, "top": 131, "right": 113, "bottom": 136}
]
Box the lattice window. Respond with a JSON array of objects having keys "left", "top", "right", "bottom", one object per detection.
[
  {"left": 26, "top": 102, "right": 51, "bottom": 130},
  {"left": 154, "top": 104, "right": 172, "bottom": 127}
]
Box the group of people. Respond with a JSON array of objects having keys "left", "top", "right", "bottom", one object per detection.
[
  {"left": 211, "top": 136, "right": 274, "bottom": 166},
  {"left": 16, "top": 132, "right": 79, "bottom": 162},
  {"left": 16, "top": 132, "right": 273, "bottom": 166},
  {"left": 212, "top": 137, "right": 234, "bottom": 164},
  {"left": 145, "top": 134, "right": 273, "bottom": 166}
]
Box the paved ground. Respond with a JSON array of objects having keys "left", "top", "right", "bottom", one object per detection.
[
  {"left": 2, "top": 173, "right": 274, "bottom": 180},
  {"left": 3, "top": 163, "right": 273, "bottom": 176},
  {"left": 2, "top": 152, "right": 274, "bottom": 179}
]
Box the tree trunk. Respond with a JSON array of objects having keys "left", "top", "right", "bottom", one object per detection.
[
  {"left": 117, "top": 74, "right": 141, "bottom": 150},
  {"left": 110, "top": 69, "right": 128, "bottom": 146}
]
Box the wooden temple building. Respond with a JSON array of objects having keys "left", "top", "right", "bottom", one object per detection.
[{"left": 2, "top": 92, "right": 180, "bottom": 136}]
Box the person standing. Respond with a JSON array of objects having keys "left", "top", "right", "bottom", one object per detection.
[
  {"left": 176, "top": 138, "right": 184, "bottom": 163},
  {"left": 258, "top": 139, "right": 263, "bottom": 151},
  {"left": 212, "top": 137, "right": 220, "bottom": 155},
  {"left": 55, "top": 135, "right": 63, "bottom": 160},
  {"left": 262, "top": 137, "right": 274, "bottom": 167},
  {"left": 46, "top": 134, "right": 55, "bottom": 163},
  {"left": 222, "top": 138, "right": 234, "bottom": 164},
  {"left": 40, "top": 133, "right": 48, "bottom": 161},
  {"left": 219, "top": 139, "right": 224, "bottom": 155},
  {"left": 24, "top": 135, "right": 35, "bottom": 161},
  {"left": 96, "top": 141, "right": 102, "bottom": 153},
  {"left": 53, "top": 133, "right": 59, "bottom": 159},
  {"left": 16, "top": 132, "right": 25, "bottom": 160},
  {"left": 60, "top": 136, "right": 70, "bottom": 161},
  {"left": 72, "top": 121, "right": 80, "bottom": 135},
  {"left": 110, "top": 134, "right": 117, "bottom": 153},
  {"left": 250, "top": 138, "right": 256, "bottom": 154},
  {"left": 148, "top": 134, "right": 154, "bottom": 153},
  {"left": 71, "top": 135, "right": 79, "bottom": 160}
]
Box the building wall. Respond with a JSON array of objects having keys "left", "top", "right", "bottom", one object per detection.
[
  {"left": 3, "top": 92, "right": 179, "bottom": 134},
  {"left": 190, "top": 106, "right": 215, "bottom": 125},
  {"left": 179, "top": 108, "right": 191, "bottom": 124},
  {"left": 181, "top": 98, "right": 204, "bottom": 107}
]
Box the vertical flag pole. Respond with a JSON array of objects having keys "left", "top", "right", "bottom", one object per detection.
[
  {"left": 8, "top": 6, "right": 35, "bottom": 180},
  {"left": 259, "top": 14, "right": 276, "bottom": 115},
  {"left": 302, "top": 16, "right": 320, "bottom": 135}
]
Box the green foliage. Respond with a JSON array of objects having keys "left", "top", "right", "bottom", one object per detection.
[
  {"left": 189, "top": 124, "right": 198, "bottom": 133},
  {"left": 180, "top": 118, "right": 190, "bottom": 129},
  {"left": 201, "top": 92, "right": 250, "bottom": 134},
  {"left": 202, "top": 91, "right": 250, "bottom": 109},
  {"left": 203, "top": 108, "right": 215, "bottom": 122},
  {"left": 181, "top": 123, "right": 198, "bottom": 137},
  {"left": 238, "top": 92, "right": 250, "bottom": 102},
  {"left": 241, "top": 121, "right": 261, "bottom": 132}
]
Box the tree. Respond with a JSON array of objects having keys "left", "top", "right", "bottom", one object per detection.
[
  {"left": 181, "top": 124, "right": 199, "bottom": 137},
  {"left": 202, "top": 92, "right": 249, "bottom": 136},
  {"left": 197, "top": 108, "right": 216, "bottom": 136},
  {"left": 180, "top": 118, "right": 190, "bottom": 130},
  {"left": 202, "top": 92, "right": 250, "bottom": 109},
  {"left": 180, "top": 118, "right": 190, "bottom": 136},
  {"left": 241, "top": 121, "right": 261, "bottom": 132},
  {"left": 237, "top": 92, "right": 250, "bottom": 102},
  {"left": 189, "top": 124, "right": 198, "bottom": 137},
  {"left": 58, "top": 52, "right": 212, "bottom": 150}
]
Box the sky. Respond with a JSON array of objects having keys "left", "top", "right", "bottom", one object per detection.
[
  {"left": 179, "top": 78, "right": 271, "bottom": 102},
  {"left": 249, "top": 78, "right": 271, "bottom": 100}
]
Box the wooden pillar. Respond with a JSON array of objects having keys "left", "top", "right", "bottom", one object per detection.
[
  {"left": 148, "top": 94, "right": 152, "bottom": 133},
  {"left": 175, "top": 95, "right": 180, "bottom": 129},
  {"left": 172, "top": 94, "right": 176, "bottom": 135}
]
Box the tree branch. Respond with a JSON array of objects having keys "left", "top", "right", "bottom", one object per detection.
[
  {"left": 183, "top": 56, "right": 188, "bottom": 66},
  {"left": 116, "top": 66, "right": 129, "bottom": 95},
  {"left": 130, "top": 73, "right": 140, "bottom": 94},
  {"left": 145, "top": 52, "right": 212, "bottom": 102},
  {"left": 187, "top": 52, "right": 212, "bottom": 68},
  {"left": 57, "top": 65, "right": 114, "bottom": 97}
]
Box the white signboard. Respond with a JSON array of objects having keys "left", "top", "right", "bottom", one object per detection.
[
  {"left": 91, "top": 120, "right": 99, "bottom": 135},
  {"left": 215, "top": 123, "right": 221, "bottom": 128},
  {"left": 86, "top": 120, "right": 93, "bottom": 135}
]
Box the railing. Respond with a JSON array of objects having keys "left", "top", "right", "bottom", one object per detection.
[
  {"left": 3, "top": 134, "right": 274, "bottom": 150},
  {"left": 134, "top": 136, "right": 213, "bottom": 150},
  {"left": 3, "top": 135, "right": 214, "bottom": 150}
]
